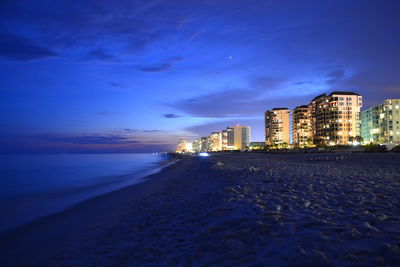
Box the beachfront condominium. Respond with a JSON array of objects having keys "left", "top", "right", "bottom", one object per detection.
[
  {"left": 221, "top": 129, "right": 228, "bottom": 150},
  {"left": 265, "top": 108, "right": 290, "bottom": 146},
  {"left": 176, "top": 139, "right": 188, "bottom": 153},
  {"left": 292, "top": 105, "right": 312, "bottom": 147},
  {"left": 226, "top": 125, "right": 251, "bottom": 150},
  {"left": 200, "top": 136, "right": 211, "bottom": 152},
  {"left": 192, "top": 139, "right": 201, "bottom": 152},
  {"left": 361, "top": 99, "right": 400, "bottom": 145},
  {"left": 210, "top": 132, "right": 222, "bottom": 151},
  {"left": 310, "top": 91, "right": 362, "bottom": 145}
]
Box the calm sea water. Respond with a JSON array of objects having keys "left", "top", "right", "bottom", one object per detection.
[{"left": 0, "top": 153, "right": 168, "bottom": 233}]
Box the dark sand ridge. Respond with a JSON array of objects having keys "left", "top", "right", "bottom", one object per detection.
[{"left": 1, "top": 153, "right": 400, "bottom": 266}]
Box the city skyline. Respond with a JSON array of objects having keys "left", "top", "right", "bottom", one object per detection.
[{"left": 1, "top": 0, "right": 400, "bottom": 153}]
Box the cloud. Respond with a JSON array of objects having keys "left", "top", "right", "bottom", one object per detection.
[
  {"left": 142, "top": 129, "right": 162, "bottom": 132},
  {"left": 82, "top": 48, "right": 117, "bottom": 61},
  {"left": 109, "top": 81, "right": 127, "bottom": 88},
  {"left": 137, "top": 56, "right": 182, "bottom": 72},
  {"left": 0, "top": 0, "right": 185, "bottom": 56},
  {"left": 326, "top": 69, "right": 345, "bottom": 84},
  {"left": 123, "top": 128, "right": 137, "bottom": 133},
  {"left": 168, "top": 76, "right": 293, "bottom": 118},
  {"left": 35, "top": 134, "right": 139, "bottom": 145},
  {"left": 0, "top": 33, "right": 58, "bottom": 61},
  {"left": 138, "top": 63, "right": 171, "bottom": 72},
  {"left": 163, "top": 113, "right": 181, "bottom": 118}
]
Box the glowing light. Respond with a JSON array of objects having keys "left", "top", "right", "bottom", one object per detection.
[{"left": 199, "top": 152, "right": 210, "bottom": 157}]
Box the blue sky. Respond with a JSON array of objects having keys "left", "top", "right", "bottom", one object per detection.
[{"left": 1, "top": 0, "right": 400, "bottom": 153}]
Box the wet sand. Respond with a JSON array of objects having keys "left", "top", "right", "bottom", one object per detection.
[{"left": 1, "top": 153, "right": 400, "bottom": 266}]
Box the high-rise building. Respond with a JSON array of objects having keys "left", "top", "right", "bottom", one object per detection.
[
  {"left": 361, "top": 99, "right": 400, "bottom": 145},
  {"left": 310, "top": 92, "right": 362, "bottom": 145},
  {"left": 361, "top": 105, "right": 381, "bottom": 144},
  {"left": 210, "top": 132, "right": 222, "bottom": 151},
  {"left": 292, "top": 105, "right": 312, "bottom": 147},
  {"left": 176, "top": 139, "right": 188, "bottom": 153},
  {"left": 226, "top": 125, "right": 250, "bottom": 150},
  {"left": 221, "top": 130, "right": 228, "bottom": 150},
  {"left": 265, "top": 108, "right": 290, "bottom": 146},
  {"left": 226, "top": 127, "right": 234, "bottom": 149},
  {"left": 192, "top": 139, "right": 201, "bottom": 152},
  {"left": 200, "top": 136, "right": 211, "bottom": 152}
]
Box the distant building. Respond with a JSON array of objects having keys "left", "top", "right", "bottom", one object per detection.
[
  {"left": 310, "top": 92, "right": 362, "bottom": 145},
  {"left": 265, "top": 108, "right": 290, "bottom": 146},
  {"left": 176, "top": 139, "right": 188, "bottom": 153},
  {"left": 192, "top": 139, "right": 201, "bottom": 152},
  {"left": 361, "top": 99, "right": 400, "bottom": 145},
  {"left": 210, "top": 132, "right": 222, "bottom": 151},
  {"left": 361, "top": 105, "right": 381, "bottom": 144},
  {"left": 200, "top": 136, "right": 211, "bottom": 152},
  {"left": 226, "top": 125, "right": 250, "bottom": 150},
  {"left": 226, "top": 127, "right": 235, "bottom": 149},
  {"left": 292, "top": 105, "right": 312, "bottom": 147},
  {"left": 221, "top": 129, "right": 228, "bottom": 150}
]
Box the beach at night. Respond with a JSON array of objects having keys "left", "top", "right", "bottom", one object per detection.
[
  {"left": 2, "top": 152, "right": 400, "bottom": 266},
  {"left": 2, "top": 0, "right": 400, "bottom": 265}
]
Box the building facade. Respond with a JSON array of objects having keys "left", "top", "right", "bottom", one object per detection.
[
  {"left": 265, "top": 108, "right": 290, "bottom": 146},
  {"left": 210, "top": 132, "right": 222, "bottom": 151},
  {"left": 176, "top": 139, "right": 188, "bottom": 153},
  {"left": 221, "top": 130, "right": 228, "bottom": 150},
  {"left": 226, "top": 125, "right": 250, "bottom": 150},
  {"left": 292, "top": 105, "right": 312, "bottom": 147},
  {"left": 361, "top": 99, "right": 400, "bottom": 145},
  {"left": 310, "top": 92, "right": 362, "bottom": 145},
  {"left": 361, "top": 105, "right": 381, "bottom": 144}
]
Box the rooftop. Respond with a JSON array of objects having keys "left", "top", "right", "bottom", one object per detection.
[
  {"left": 329, "top": 91, "right": 360, "bottom": 96},
  {"left": 271, "top": 107, "right": 289, "bottom": 110}
]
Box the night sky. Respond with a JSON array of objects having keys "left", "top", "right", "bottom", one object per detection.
[{"left": 1, "top": 0, "right": 399, "bottom": 153}]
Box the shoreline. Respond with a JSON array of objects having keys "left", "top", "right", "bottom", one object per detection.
[
  {"left": 0, "top": 154, "right": 178, "bottom": 234},
  {"left": 1, "top": 153, "right": 400, "bottom": 265},
  {"left": 0, "top": 156, "right": 183, "bottom": 265}
]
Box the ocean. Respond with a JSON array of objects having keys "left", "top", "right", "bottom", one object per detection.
[{"left": 0, "top": 153, "right": 169, "bottom": 233}]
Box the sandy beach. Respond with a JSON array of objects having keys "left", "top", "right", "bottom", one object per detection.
[{"left": 1, "top": 152, "right": 400, "bottom": 266}]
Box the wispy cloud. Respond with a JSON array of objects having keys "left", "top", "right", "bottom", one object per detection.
[
  {"left": 109, "top": 81, "right": 127, "bottom": 88},
  {"left": 142, "top": 129, "right": 162, "bottom": 132},
  {"left": 138, "top": 63, "right": 171, "bottom": 72},
  {"left": 163, "top": 113, "right": 181, "bottom": 118},
  {"left": 82, "top": 48, "right": 117, "bottom": 61},
  {"left": 35, "top": 134, "right": 139, "bottom": 145},
  {"left": 0, "top": 33, "right": 59, "bottom": 61}
]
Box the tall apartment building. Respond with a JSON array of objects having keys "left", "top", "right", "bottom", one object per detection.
[
  {"left": 176, "top": 139, "right": 188, "bottom": 153},
  {"left": 265, "top": 108, "right": 290, "bottom": 146},
  {"left": 292, "top": 105, "right": 312, "bottom": 147},
  {"left": 361, "top": 99, "right": 400, "bottom": 144},
  {"left": 221, "top": 129, "right": 228, "bottom": 150},
  {"left": 200, "top": 136, "right": 211, "bottom": 152},
  {"left": 210, "top": 132, "right": 222, "bottom": 151},
  {"left": 226, "top": 125, "right": 251, "bottom": 150},
  {"left": 361, "top": 105, "right": 381, "bottom": 144},
  {"left": 192, "top": 139, "right": 201, "bottom": 152},
  {"left": 310, "top": 92, "right": 362, "bottom": 145}
]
